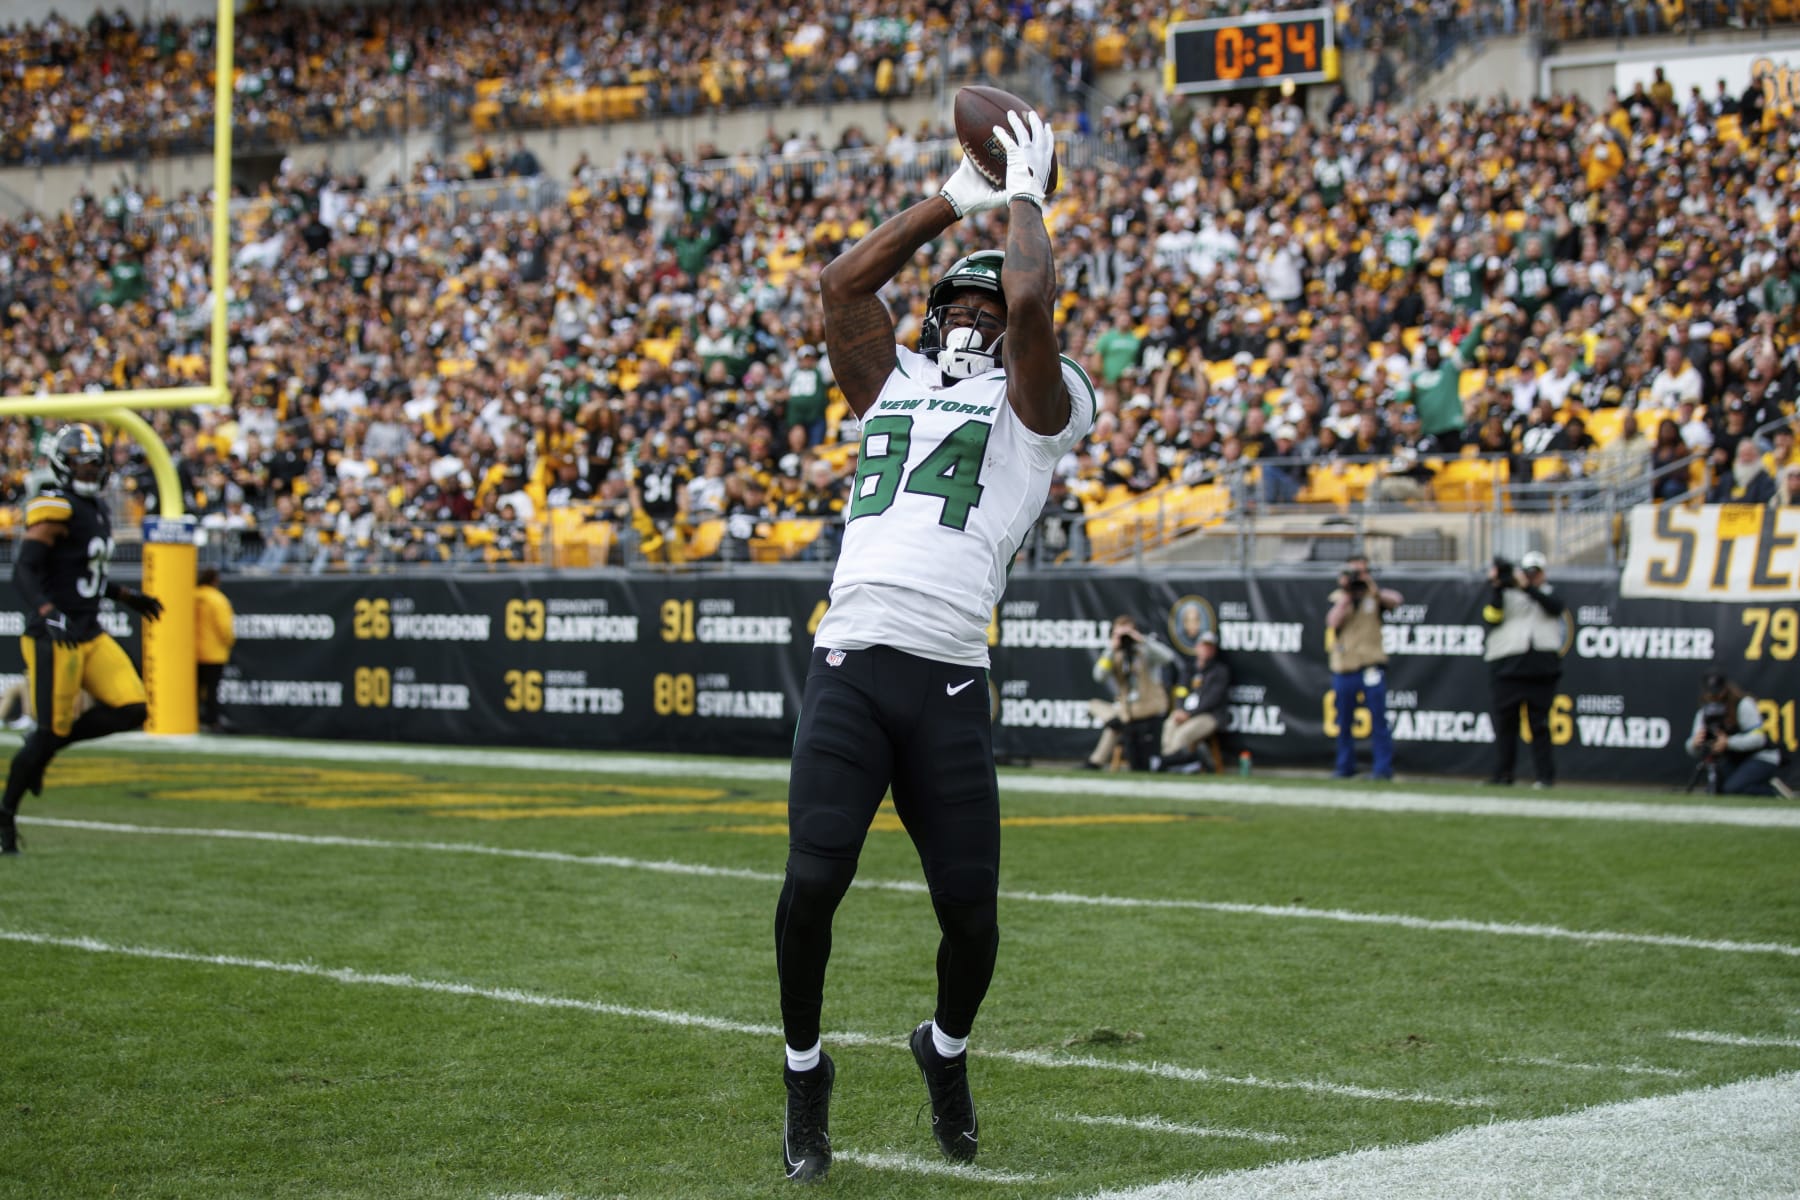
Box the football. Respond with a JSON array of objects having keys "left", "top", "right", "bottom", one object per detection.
[{"left": 953, "top": 85, "right": 1059, "bottom": 196}]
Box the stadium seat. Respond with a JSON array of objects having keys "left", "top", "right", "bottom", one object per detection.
[
  {"left": 1583, "top": 407, "right": 1626, "bottom": 446},
  {"left": 685, "top": 518, "right": 726, "bottom": 561}
]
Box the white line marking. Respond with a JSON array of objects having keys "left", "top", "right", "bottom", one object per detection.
[
  {"left": 1076, "top": 1072, "right": 1800, "bottom": 1200},
  {"left": 112, "top": 734, "right": 1800, "bottom": 829},
  {"left": 1668, "top": 1030, "right": 1800, "bottom": 1050},
  {"left": 835, "top": 1149, "right": 1040, "bottom": 1182},
  {"left": 30, "top": 817, "right": 1800, "bottom": 960},
  {"left": 1059, "top": 1113, "right": 1293, "bottom": 1143},
  {"left": 1495, "top": 1056, "right": 1690, "bottom": 1079},
  {"left": 0, "top": 928, "right": 1480, "bottom": 1107}
]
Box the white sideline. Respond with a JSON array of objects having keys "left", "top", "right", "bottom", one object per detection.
[
  {"left": 0, "top": 927, "right": 1482, "bottom": 1107},
  {"left": 111, "top": 734, "right": 1800, "bottom": 829},
  {"left": 26, "top": 817, "right": 1800, "bottom": 960},
  {"left": 1076, "top": 1071, "right": 1800, "bottom": 1200}
]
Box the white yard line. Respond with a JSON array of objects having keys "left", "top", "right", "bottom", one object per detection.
[
  {"left": 834, "top": 1150, "right": 1040, "bottom": 1183},
  {"left": 1058, "top": 1113, "right": 1293, "bottom": 1144},
  {"left": 1074, "top": 1072, "right": 1800, "bottom": 1200},
  {"left": 1667, "top": 1030, "right": 1800, "bottom": 1050},
  {"left": 110, "top": 734, "right": 1800, "bottom": 830},
  {"left": 1494, "top": 1055, "right": 1690, "bottom": 1078},
  {"left": 27, "top": 817, "right": 1800, "bottom": 960},
  {"left": 0, "top": 927, "right": 1480, "bottom": 1107}
]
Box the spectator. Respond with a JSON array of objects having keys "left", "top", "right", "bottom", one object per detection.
[{"left": 1708, "top": 438, "right": 1777, "bottom": 504}]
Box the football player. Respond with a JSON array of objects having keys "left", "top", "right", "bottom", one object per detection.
[
  {"left": 2, "top": 424, "right": 163, "bottom": 855},
  {"left": 773, "top": 110, "right": 1095, "bottom": 1181}
]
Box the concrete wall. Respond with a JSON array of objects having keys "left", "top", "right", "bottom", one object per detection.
[{"left": 5, "top": 0, "right": 237, "bottom": 26}]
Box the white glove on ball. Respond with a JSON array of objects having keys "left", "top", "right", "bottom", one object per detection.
[
  {"left": 938, "top": 156, "right": 1005, "bottom": 220},
  {"left": 991, "top": 109, "right": 1055, "bottom": 209}
]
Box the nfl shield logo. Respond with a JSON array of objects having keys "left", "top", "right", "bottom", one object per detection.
[{"left": 825, "top": 649, "right": 846, "bottom": 667}]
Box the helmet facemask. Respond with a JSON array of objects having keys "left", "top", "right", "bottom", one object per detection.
[
  {"left": 926, "top": 301, "right": 1006, "bottom": 381},
  {"left": 51, "top": 424, "right": 108, "bottom": 498}
]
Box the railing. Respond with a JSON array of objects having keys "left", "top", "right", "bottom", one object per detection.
[{"left": 124, "top": 131, "right": 1139, "bottom": 249}]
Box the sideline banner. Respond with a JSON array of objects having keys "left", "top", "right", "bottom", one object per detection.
[
  {"left": 5, "top": 569, "right": 1790, "bottom": 783},
  {"left": 1620, "top": 504, "right": 1800, "bottom": 603}
]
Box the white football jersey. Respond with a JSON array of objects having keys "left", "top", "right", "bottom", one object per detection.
[{"left": 814, "top": 345, "right": 1096, "bottom": 667}]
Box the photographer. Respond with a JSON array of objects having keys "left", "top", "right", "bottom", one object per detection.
[
  {"left": 1156, "top": 630, "right": 1231, "bottom": 773},
  {"left": 1326, "top": 555, "right": 1402, "bottom": 780},
  {"left": 1085, "top": 614, "right": 1177, "bottom": 770},
  {"left": 1481, "top": 550, "right": 1565, "bottom": 789},
  {"left": 1685, "top": 672, "right": 1783, "bottom": 796}
]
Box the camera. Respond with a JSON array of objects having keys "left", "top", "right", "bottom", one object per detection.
[
  {"left": 1699, "top": 700, "right": 1729, "bottom": 742},
  {"left": 1491, "top": 555, "right": 1515, "bottom": 585}
]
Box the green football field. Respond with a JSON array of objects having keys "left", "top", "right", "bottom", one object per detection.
[{"left": 2, "top": 736, "right": 1796, "bottom": 1199}]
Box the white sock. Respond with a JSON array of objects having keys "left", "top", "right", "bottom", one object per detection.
[
  {"left": 930, "top": 1022, "right": 967, "bottom": 1060},
  {"left": 785, "top": 1040, "right": 822, "bottom": 1073}
]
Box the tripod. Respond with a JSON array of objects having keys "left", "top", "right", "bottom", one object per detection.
[{"left": 1684, "top": 755, "right": 1720, "bottom": 795}]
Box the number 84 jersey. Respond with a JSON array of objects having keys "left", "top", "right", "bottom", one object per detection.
[
  {"left": 816, "top": 346, "right": 1095, "bottom": 668},
  {"left": 23, "top": 485, "right": 115, "bottom": 642}
]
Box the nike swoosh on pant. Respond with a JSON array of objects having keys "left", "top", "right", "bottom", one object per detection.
[{"left": 946, "top": 680, "right": 975, "bottom": 695}]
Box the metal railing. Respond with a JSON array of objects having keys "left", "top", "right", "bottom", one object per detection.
[{"left": 123, "top": 131, "right": 1139, "bottom": 249}]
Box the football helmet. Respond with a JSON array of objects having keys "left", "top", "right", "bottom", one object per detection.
[
  {"left": 920, "top": 250, "right": 1006, "bottom": 380},
  {"left": 49, "top": 423, "right": 108, "bottom": 498}
]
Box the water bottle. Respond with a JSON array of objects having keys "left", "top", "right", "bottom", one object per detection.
[{"left": 1238, "top": 750, "right": 1252, "bottom": 777}]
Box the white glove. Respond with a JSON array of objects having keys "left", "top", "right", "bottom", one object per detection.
[
  {"left": 938, "top": 155, "right": 1005, "bottom": 220},
  {"left": 991, "top": 109, "right": 1055, "bottom": 209}
]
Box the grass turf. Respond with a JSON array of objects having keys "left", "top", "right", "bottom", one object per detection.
[{"left": 1, "top": 741, "right": 1795, "bottom": 1198}]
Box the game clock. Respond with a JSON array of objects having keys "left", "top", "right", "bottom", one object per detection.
[{"left": 1165, "top": 8, "right": 1337, "bottom": 95}]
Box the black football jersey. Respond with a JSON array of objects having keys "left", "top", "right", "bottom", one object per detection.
[{"left": 22, "top": 485, "right": 114, "bottom": 641}]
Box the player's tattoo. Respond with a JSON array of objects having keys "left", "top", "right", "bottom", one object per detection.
[
  {"left": 820, "top": 196, "right": 958, "bottom": 416},
  {"left": 826, "top": 295, "right": 898, "bottom": 415},
  {"left": 1000, "top": 204, "right": 1070, "bottom": 435}
]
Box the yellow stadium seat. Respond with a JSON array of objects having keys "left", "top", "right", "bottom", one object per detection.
[
  {"left": 1583, "top": 406, "right": 1626, "bottom": 447},
  {"left": 686, "top": 519, "right": 726, "bottom": 561}
]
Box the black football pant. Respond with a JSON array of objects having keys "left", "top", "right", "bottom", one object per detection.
[
  {"left": 776, "top": 645, "right": 1000, "bottom": 1052},
  {"left": 1490, "top": 674, "right": 1557, "bottom": 786}
]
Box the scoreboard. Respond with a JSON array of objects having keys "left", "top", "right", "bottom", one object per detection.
[{"left": 1165, "top": 8, "right": 1337, "bottom": 95}]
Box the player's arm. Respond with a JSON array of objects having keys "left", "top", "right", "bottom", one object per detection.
[
  {"left": 817, "top": 198, "right": 957, "bottom": 418},
  {"left": 992, "top": 111, "right": 1071, "bottom": 436},
  {"left": 14, "top": 519, "right": 79, "bottom": 646}
]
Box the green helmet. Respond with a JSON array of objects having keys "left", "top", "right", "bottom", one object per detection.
[
  {"left": 927, "top": 250, "right": 1005, "bottom": 312},
  {"left": 921, "top": 251, "right": 1006, "bottom": 378}
]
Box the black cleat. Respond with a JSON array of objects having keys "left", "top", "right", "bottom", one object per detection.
[
  {"left": 1, "top": 808, "right": 18, "bottom": 855},
  {"left": 910, "top": 1022, "right": 978, "bottom": 1162},
  {"left": 782, "top": 1054, "right": 833, "bottom": 1183}
]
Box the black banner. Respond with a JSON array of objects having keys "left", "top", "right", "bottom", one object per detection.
[{"left": 5, "top": 570, "right": 1793, "bottom": 784}]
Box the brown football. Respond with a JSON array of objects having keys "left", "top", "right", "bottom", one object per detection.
[{"left": 953, "top": 85, "right": 1059, "bottom": 196}]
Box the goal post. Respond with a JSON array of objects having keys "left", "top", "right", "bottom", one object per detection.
[{"left": 0, "top": 0, "right": 238, "bottom": 736}]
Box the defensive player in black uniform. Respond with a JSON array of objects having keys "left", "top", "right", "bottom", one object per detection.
[{"left": 2, "top": 424, "right": 163, "bottom": 855}]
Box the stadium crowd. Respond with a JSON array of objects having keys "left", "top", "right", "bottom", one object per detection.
[
  {"left": 7, "top": 0, "right": 1784, "bottom": 165},
  {"left": 4, "top": 41, "right": 1800, "bottom": 569}
]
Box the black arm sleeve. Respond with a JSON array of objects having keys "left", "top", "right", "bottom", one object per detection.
[
  {"left": 1524, "top": 586, "right": 1566, "bottom": 616},
  {"left": 14, "top": 538, "right": 53, "bottom": 613}
]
